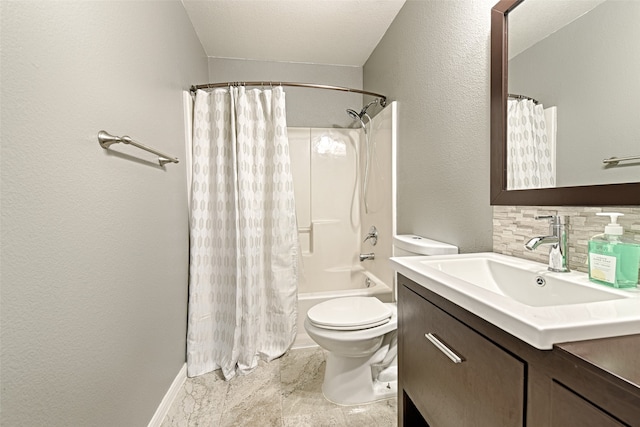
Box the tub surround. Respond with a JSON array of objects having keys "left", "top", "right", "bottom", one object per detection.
[
  {"left": 290, "top": 127, "right": 359, "bottom": 291},
  {"left": 288, "top": 103, "right": 396, "bottom": 296},
  {"left": 289, "top": 127, "right": 393, "bottom": 294}
]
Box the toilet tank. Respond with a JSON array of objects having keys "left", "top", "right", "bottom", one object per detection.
[{"left": 393, "top": 235, "right": 458, "bottom": 257}]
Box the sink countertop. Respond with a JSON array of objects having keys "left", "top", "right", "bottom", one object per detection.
[
  {"left": 556, "top": 334, "right": 640, "bottom": 392},
  {"left": 390, "top": 252, "right": 640, "bottom": 350}
]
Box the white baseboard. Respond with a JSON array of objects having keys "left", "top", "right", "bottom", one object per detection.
[{"left": 148, "top": 363, "right": 187, "bottom": 427}]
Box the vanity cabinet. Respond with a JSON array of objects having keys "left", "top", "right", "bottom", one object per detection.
[
  {"left": 398, "top": 274, "right": 640, "bottom": 427},
  {"left": 549, "top": 382, "right": 626, "bottom": 427},
  {"left": 400, "top": 283, "right": 524, "bottom": 426}
]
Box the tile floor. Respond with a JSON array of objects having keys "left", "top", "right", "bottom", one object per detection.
[{"left": 161, "top": 346, "right": 398, "bottom": 427}]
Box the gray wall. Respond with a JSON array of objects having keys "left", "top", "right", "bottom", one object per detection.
[
  {"left": 0, "top": 2, "right": 207, "bottom": 426},
  {"left": 509, "top": 1, "right": 640, "bottom": 187},
  {"left": 208, "top": 58, "right": 364, "bottom": 128},
  {"left": 364, "top": 0, "right": 495, "bottom": 253}
]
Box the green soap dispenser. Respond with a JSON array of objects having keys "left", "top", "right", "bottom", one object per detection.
[{"left": 588, "top": 213, "right": 640, "bottom": 288}]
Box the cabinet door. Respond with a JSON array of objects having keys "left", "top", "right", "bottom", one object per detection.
[
  {"left": 400, "top": 284, "right": 525, "bottom": 427},
  {"left": 551, "top": 382, "right": 626, "bottom": 427}
]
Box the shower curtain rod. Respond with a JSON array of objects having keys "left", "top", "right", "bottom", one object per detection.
[
  {"left": 508, "top": 93, "right": 540, "bottom": 105},
  {"left": 190, "top": 81, "right": 387, "bottom": 107}
]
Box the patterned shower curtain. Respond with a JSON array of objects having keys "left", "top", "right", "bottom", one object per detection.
[
  {"left": 187, "top": 86, "right": 299, "bottom": 380},
  {"left": 507, "top": 99, "right": 555, "bottom": 190}
]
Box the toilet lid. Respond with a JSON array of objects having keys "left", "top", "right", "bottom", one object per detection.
[{"left": 307, "top": 297, "right": 392, "bottom": 330}]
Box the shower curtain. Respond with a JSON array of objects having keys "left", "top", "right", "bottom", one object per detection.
[
  {"left": 507, "top": 99, "right": 555, "bottom": 190},
  {"left": 186, "top": 86, "right": 299, "bottom": 380}
]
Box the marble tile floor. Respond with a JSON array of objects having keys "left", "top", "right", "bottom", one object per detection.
[{"left": 161, "top": 346, "right": 397, "bottom": 427}]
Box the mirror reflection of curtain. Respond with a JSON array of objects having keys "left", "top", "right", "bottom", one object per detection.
[{"left": 507, "top": 99, "right": 556, "bottom": 190}]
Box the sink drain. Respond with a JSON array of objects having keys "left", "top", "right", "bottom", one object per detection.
[{"left": 535, "top": 276, "right": 546, "bottom": 287}]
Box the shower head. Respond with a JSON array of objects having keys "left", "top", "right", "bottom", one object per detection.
[
  {"left": 346, "top": 98, "right": 381, "bottom": 129},
  {"left": 346, "top": 108, "right": 360, "bottom": 120},
  {"left": 346, "top": 108, "right": 367, "bottom": 130}
]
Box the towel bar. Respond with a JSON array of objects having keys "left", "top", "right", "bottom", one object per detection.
[
  {"left": 603, "top": 155, "right": 640, "bottom": 166},
  {"left": 98, "top": 130, "right": 179, "bottom": 166}
]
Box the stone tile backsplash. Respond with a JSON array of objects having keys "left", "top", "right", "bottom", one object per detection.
[{"left": 493, "top": 206, "right": 640, "bottom": 273}]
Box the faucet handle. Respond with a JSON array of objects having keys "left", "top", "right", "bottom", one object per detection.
[{"left": 363, "top": 225, "right": 378, "bottom": 246}]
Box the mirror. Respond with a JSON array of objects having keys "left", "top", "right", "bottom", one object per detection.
[{"left": 491, "top": 0, "right": 640, "bottom": 205}]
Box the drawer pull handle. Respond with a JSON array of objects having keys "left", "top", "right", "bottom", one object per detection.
[{"left": 425, "top": 333, "right": 464, "bottom": 364}]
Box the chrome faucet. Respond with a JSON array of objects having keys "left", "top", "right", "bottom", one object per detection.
[
  {"left": 359, "top": 253, "right": 375, "bottom": 262},
  {"left": 525, "top": 215, "right": 570, "bottom": 272},
  {"left": 363, "top": 225, "right": 378, "bottom": 246}
]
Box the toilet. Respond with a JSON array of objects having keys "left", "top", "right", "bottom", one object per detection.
[{"left": 304, "top": 235, "right": 458, "bottom": 405}]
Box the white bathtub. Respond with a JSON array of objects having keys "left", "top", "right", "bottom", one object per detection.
[{"left": 292, "top": 270, "right": 393, "bottom": 349}]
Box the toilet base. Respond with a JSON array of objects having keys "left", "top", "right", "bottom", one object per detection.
[{"left": 321, "top": 352, "right": 398, "bottom": 405}]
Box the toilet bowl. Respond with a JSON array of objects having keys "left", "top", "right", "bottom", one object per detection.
[
  {"left": 303, "top": 235, "right": 458, "bottom": 406},
  {"left": 304, "top": 297, "right": 398, "bottom": 405}
]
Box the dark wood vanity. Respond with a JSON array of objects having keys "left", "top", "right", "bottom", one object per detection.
[{"left": 398, "top": 274, "right": 640, "bottom": 427}]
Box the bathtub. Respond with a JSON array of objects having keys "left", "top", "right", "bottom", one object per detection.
[{"left": 292, "top": 270, "right": 393, "bottom": 349}]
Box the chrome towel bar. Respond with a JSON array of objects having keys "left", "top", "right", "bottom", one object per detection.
[
  {"left": 97, "top": 130, "right": 179, "bottom": 166},
  {"left": 603, "top": 155, "right": 640, "bottom": 166}
]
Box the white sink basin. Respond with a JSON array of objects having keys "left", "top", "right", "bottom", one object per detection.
[{"left": 391, "top": 252, "right": 640, "bottom": 349}]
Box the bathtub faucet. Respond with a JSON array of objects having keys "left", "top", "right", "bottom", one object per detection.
[{"left": 359, "top": 253, "right": 375, "bottom": 262}]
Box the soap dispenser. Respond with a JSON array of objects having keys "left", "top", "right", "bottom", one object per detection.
[{"left": 588, "top": 213, "right": 640, "bottom": 288}]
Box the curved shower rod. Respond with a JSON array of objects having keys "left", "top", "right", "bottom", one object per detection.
[
  {"left": 508, "top": 93, "right": 540, "bottom": 105},
  {"left": 190, "top": 81, "right": 387, "bottom": 107}
]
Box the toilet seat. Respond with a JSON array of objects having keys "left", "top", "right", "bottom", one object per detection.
[{"left": 307, "top": 297, "right": 392, "bottom": 331}]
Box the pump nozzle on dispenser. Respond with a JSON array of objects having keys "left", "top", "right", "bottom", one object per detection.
[
  {"left": 589, "top": 211, "right": 640, "bottom": 288},
  {"left": 596, "top": 212, "right": 624, "bottom": 235}
]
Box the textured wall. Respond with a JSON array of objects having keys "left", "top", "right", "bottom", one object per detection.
[
  {"left": 363, "top": 0, "right": 496, "bottom": 253},
  {"left": 494, "top": 206, "right": 640, "bottom": 273},
  {"left": 207, "top": 58, "right": 364, "bottom": 128},
  {"left": 0, "top": 2, "right": 207, "bottom": 426}
]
